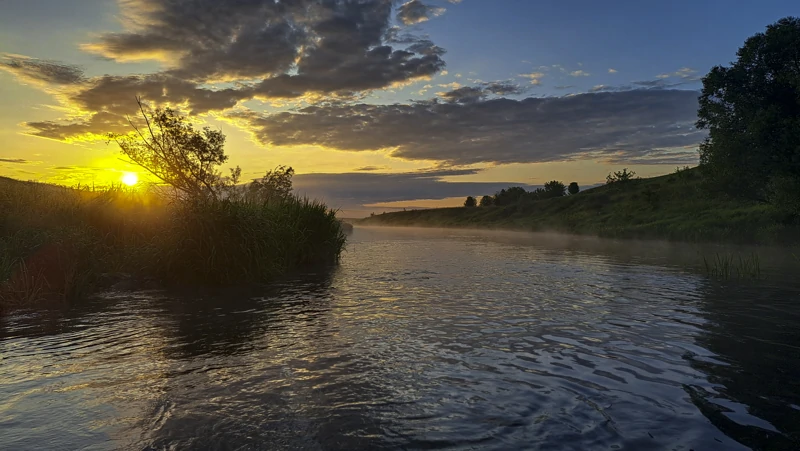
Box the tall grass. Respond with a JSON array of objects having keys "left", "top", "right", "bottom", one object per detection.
[
  {"left": 702, "top": 252, "right": 762, "bottom": 280},
  {"left": 0, "top": 177, "right": 346, "bottom": 313}
]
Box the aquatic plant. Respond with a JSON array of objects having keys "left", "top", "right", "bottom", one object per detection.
[{"left": 702, "top": 252, "right": 762, "bottom": 280}]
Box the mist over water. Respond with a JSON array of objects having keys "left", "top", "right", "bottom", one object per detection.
[{"left": 1, "top": 227, "right": 799, "bottom": 450}]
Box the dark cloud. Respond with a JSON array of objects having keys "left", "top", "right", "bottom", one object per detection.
[
  {"left": 83, "top": 0, "right": 309, "bottom": 80},
  {"left": 26, "top": 111, "right": 137, "bottom": 141},
  {"left": 22, "top": 75, "right": 249, "bottom": 140},
  {"left": 438, "top": 81, "right": 523, "bottom": 103},
  {"left": 600, "top": 149, "right": 699, "bottom": 166},
  {"left": 631, "top": 79, "right": 684, "bottom": 89},
  {"left": 439, "top": 86, "right": 486, "bottom": 103},
  {"left": 293, "top": 169, "right": 532, "bottom": 207},
  {"left": 72, "top": 74, "right": 244, "bottom": 115},
  {"left": 7, "top": 0, "right": 450, "bottom": 140},
  {"left": 396, "top": 0, "right": 445, "bottom": 25},
  {"left": 482, "top": 81, "right": 524, "bottom": 96},
  {"left": 82, "top": 0, "right": 445, "bottom": 92},
  {"left": 250, "top": 41, "right": 445, "bottom": 100},
  {"left": 626, "top": 71, "right": 703, "bottom": 90},
  {"left": 354, "top": 166, "right": 388, "bottom": 171},
  {"left": 0, "top": 158, "right": 28, "bottom": 164},
  {"left": 1, "top": 56, "right": 84, "bottom": 85},
  {"left": 229, "top": 89, "right": 705, "bottom": 166}
]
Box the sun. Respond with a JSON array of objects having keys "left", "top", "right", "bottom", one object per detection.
[{"left": 121, "top": 172, "right": 139, "bottom": 186}]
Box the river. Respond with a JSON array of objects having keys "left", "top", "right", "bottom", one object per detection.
[{"left": 1, "top": 226, "right": 799, "bottom": 450}]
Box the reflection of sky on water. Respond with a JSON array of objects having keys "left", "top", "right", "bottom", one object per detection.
[{"left": 1, "top": 227, "right": 799, "bottom": 450}]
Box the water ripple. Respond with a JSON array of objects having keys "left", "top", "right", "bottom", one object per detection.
[{"left": 1, "top": 227, "right": 799, "bottom": 450}]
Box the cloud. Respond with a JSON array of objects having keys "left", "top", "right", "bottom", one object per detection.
[
  {"left": 598, "top": 149, "right": 699, "bottom": 166},
  {"left": 1, "top": 55, "right": 85, "bottom": 86},
  {"left": 417, "top": 83, "right": 433, "bottom": 95},
  {"left": 437, "top": 81, "right": 523, "bottom": 103},
  {"left": 520, "top": 72, "right": 545, "bottom": 85},
  {"left": 631, "top": 79, "right": 684, "bottom": 89},
  {"left": 438, "top": 86, "right": 485, "bottom": 103},
  {"left": 354, "top": 166, "right": 388, "bottom": 171},
  {"left": 3, "top": 0, "right": 701, "bottom": 179},
  {"left": 293, "top": 169, "right": 532, "bottom": 207},
  {"left": 25, "top": 111, "right": 135, "bottom": 141},
  {"left": 0, "top": 158, "right": 29, "bottom": 164},
  {"left": 655, "top": 67, "right": 701, "bottom": 82},
  {"left": 608, "top": 68, "right": 618, "bottom": 74},
  {"left": 227, "top": 88, "right": 705, "bottom": 166},
  {"left": 604, "top": 72, "right": 703, "bottom": 91},
  {"left": 4, "top": 0, "right": 449, "bottom": 141},
  {"left": 590, "top": 85, "right": 613, "bottom": 92},
  {"left": 569, "top": 70, "right": 590, "bottom": 77},
  {"left": 482, "top": 81, "right": 523, "bottom": 96},
  {"left": 396, "top": 0, "right": 446, "bottom": 25},
  {"left": 81, "top": 0, "right": 445, "bottom": 88},
  {"left": 20, "top": 74, "right": 246, "bottom": 141}
]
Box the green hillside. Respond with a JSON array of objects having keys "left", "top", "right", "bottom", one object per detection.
[{"left": 359, "top": 169, "right": 799, "bottom": 245}]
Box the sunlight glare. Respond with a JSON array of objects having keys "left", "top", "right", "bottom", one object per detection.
[{"left": 122, "top": 172, "right": 139, "bottom": 186}]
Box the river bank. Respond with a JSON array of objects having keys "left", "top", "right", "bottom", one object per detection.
[{"left": 358, "top": 169, "right": 800, "bottom": 246}]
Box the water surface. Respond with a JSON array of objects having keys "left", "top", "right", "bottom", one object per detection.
[{"left": 2, "top": 227, "right": 799, "bottom": 450}]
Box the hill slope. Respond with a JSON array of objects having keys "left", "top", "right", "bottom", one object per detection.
[{"left": 359, "top": 169, "right": 799, "bottom": 245}]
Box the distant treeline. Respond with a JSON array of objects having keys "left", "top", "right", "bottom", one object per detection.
[{"left": 463, "top": 169, "right": 637, "bottom": 208}]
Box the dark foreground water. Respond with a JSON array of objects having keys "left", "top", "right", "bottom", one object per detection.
[{"left": 2, "top": 227, "right": 800, "bottom": 450}]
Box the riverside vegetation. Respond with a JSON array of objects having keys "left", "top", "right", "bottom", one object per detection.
[
  {"left": 0, "top": 102, "right": 346, "bottom": 314},
  {"left": 360, "top": 167, "right": 799, "bottom": 245},
  {"left": 362, "top": 18, "right": 800, "bottom": 247}
]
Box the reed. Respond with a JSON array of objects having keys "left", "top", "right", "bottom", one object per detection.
[
  {"left": 0, "top": 177, "right": 346, "bottom": 313},
  {"left": 702, "top": 252, "right": 761, "bottom": 280}
]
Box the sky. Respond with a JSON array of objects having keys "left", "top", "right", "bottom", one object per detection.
[{"left": 0, "top": 0, "right": 797, "bottom": 216}]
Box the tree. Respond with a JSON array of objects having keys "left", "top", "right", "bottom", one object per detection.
[
  {"left": 568, "top": 182, "right": 580, "bottom": 195},
  {"left": 494, "top": 186, "right": 527, "bottom": 206},
  {"left": 479, "top": 195, "right": 494, "bottom": 206},
  {"left": 606, "top": 168, "right": 636, "bottom": 184},
  {"left": 542, "top": 180, "right": 566, "bottom": 198},
  {"left": 529, "top": 188, "right": 545, "bottom": 200},
  {"left": 697, "top": 17, "right": 800, "bottom": 200},
  {"left": 767, "top": 174, "right": 800, "bottom": 215},
  {"left": 247, "top": 165, "right": 294, "bottom": 201},
  {"left": 464, "top": 196, "right": 477, "bottom": 207},
  {"left": 110, "top": 98, "right": 238, "bottom": 200}
]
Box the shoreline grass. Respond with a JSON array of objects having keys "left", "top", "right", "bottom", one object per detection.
[
  {"left": 358, "top": 168, "right": 800, "bottom": 246},
  {"left": 702, "top": 252, "right": 762, "bottom": 280},
  {"left": 0, "top": 176, "right": 346, "bottom": 314}
]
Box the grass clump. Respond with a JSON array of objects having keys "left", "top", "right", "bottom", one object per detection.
[{"left": 702, "top": 252, "right": 762, "bottom": 280}]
